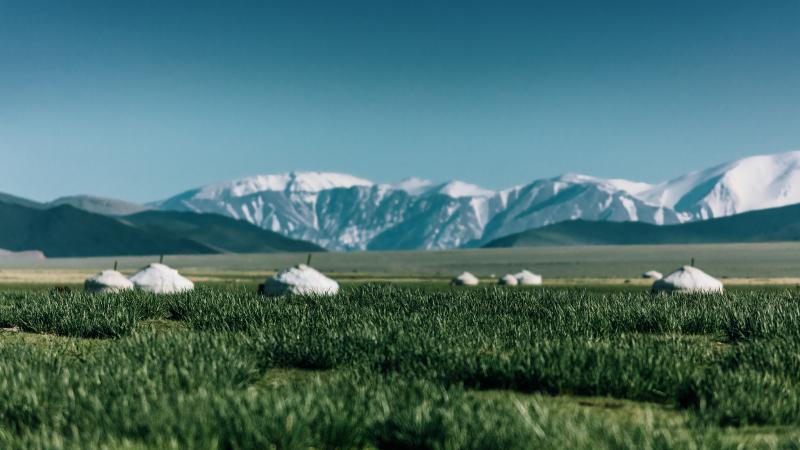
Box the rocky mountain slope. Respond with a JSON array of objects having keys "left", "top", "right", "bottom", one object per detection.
[
  {"left": 158, "top": 152, "right": 800, "bottom": 250},
  {"left": 12, "top": 150, "right": 800, "bottom": 251}
]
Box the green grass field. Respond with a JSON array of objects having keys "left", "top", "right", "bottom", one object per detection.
[{"left": 2, "top": 284, "right": 800, "bottom": 448}]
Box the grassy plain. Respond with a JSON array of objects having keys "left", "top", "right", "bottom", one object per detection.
[
  {"left": 3, "top": 242, "right": 800, "bottom": 287},
  {"left": 1, "top": 285, "right": 800, "bottom": 448},
  {"left": 1, "top": 243, "right": 800, "bottom": 447}
]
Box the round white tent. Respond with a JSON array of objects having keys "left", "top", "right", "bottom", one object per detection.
[
  {"left": 515, "top": 270, "right": 542, "bottom": 286},
  {"left": 651, "top": 266, "right": 723, "bottom": 294},
  {"left": 451, "top": 272, "right": 479, "bottom": 286},
  {"left": 497, "top": 274, "right": 518, "bottom": 286},
  {"left": 129, "top": 263, "right": 194, "bottom": 294},
  {"left": 84, "top": 270, "right": 134, "bottom": 294},
  {"left": 261, "top": 264, "right": 339, "bottom": 296},
  {"left": 642, "top": 270, "right": 663, "bottom": 280}
]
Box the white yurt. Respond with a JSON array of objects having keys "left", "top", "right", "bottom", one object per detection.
[
  {"left": 642, "top": 270, "right": 663, "bottom": 280},
  {"left": 84, "top": 270, "right": 134, "bottom": 294},
  {"left": 651, "top": 266, "right": 723, "bottom": 294},
  {"left": 261, "top": 264, "right": 339, "bottom": 296},
  {"left": 515, "top": 270, "right": 543, "bottom": 286},
  {"left": 497, "top": 274, "right": 518, "bottom": 286},
  {"left": 129, "top": 263, "right": 194, "bottom": 294},
  {"left": 451, "top": 272, "right": 479, "bottom": 286}
]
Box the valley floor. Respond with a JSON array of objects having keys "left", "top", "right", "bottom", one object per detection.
[{"left": 4, "top": 242, "right": 800, "bottom": 288}]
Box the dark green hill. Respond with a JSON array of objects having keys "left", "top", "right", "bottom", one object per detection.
[
  {"left": 0, "top": 201, "right": 324, "bottom": 257},
  {"left": 0, "top": 202, "right": 214, "bottom": 257},
  {"left": 0, "top": 192, "right": 45, "bottom": 209},
  {"left": 484, "top": 203, "right": 800, "bottom": 247},
  {"left": 121, "top": 210, "right": 324, "bottom": 253}
]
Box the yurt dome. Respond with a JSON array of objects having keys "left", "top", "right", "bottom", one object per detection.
[
  {"left": 129, "top": 263, "right": 194, "bottom": 294},
  {"left": 451, "top": 272, "right": 479, "bottom": 286},
  {"left": 642, "top": 270, "right": 663, "bottom": 280},
  {"left": 84, "top": 270, "right": 134, "bottom": 294},
  {"left": 498, "top": 274, "right": 518, "bottom": 286},
  {"left": 651, "top": 266, "right": 723, "bottom": 294},
  {"left": 262, "top": 264, "right": 339, "bottom": 296},
  {"left": 515, "top": 270, "right": 542, "bottom": 286}
]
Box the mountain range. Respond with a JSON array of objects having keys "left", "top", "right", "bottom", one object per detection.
[
  {"left": 5, "top": 150, "right": 800, "bottom": 254},
  {"left": 0, "top": 193, "right": 151, "bottom": 216},
  {"left": 0, "top": 202, "right": 322, "bottom": 257},
  {"left": 484, "top": 202, "right": 800, "bottom": 247},
  {"left": 151, "top": 150, "right": 800, "bottom": 250}
]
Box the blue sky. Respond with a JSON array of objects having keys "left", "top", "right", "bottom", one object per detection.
[{"left": 1, "top": 0, "right": 799, "bottom": 202}]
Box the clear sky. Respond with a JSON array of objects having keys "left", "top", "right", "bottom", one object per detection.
[{"left": 1, "top": 0, "right": 799, "bottom": 202}]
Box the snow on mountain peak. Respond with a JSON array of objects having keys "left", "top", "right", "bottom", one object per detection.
[
  {"left": 153, "top": 149, "right": 800, "bottom": 251},
  {"left": 194, "top": 171, "right": 374, "bottom": 199},
  {"left": 386, "top": 177, "right": 435, "bottom": 195},
  {"left": 554, "top": 172, "right": 595, "bottom": 183},
  {"left": 428, "top": 180, "right": 495, "bottom": 198},
  {"left": 554, "top": 173, "right": 653, "bottom": 195},
  {"left": 604, "top": 178, "right": 654, "bottom": 196},
  {"left": 639, "top": 150, "right": 800, "bottom": 217}
]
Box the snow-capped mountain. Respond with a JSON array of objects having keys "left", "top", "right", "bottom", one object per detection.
[
  {"left": 154, "top": 172, "right": 503, "bottom": 250},
  {"left": 478, "top": 175, "right": 683, "bottom": 243},
  {"left": 639, "top": 151, "right": 800, "bottom": 220},
  {"left": 187, "top": 172, "right": 373, "bottom": 200},
  {"left": 152, "top": 151, "right": 800, "bottom": 250},
  {"left": 150, "top": 171, "right": 676, "bottom": 250},
  {"left": 427, "top": 180, "right": 496, "bottom": 198}
]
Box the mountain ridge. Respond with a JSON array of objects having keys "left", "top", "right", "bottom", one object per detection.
[
  {"left": 6, "top": 150, "right": 800, "bottom": 251},
  {"left": 50, "top": 195, "right": 151, "bottom": 216},
  {"left": 150, "top": 150, "right": 800, "bottom": 250},
  {"left": 483, "top": 202, "right": 800, "bottom": 248},
  {"left": 0, "top": 201, "right": 215, "bottom": 257},
  {"left": 0, "top": 200, "right": 323, "bottom": 257}
]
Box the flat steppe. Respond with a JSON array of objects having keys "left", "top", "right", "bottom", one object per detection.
[{"left": 3, "top": 242, "right": 800, "bottom": 286}]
